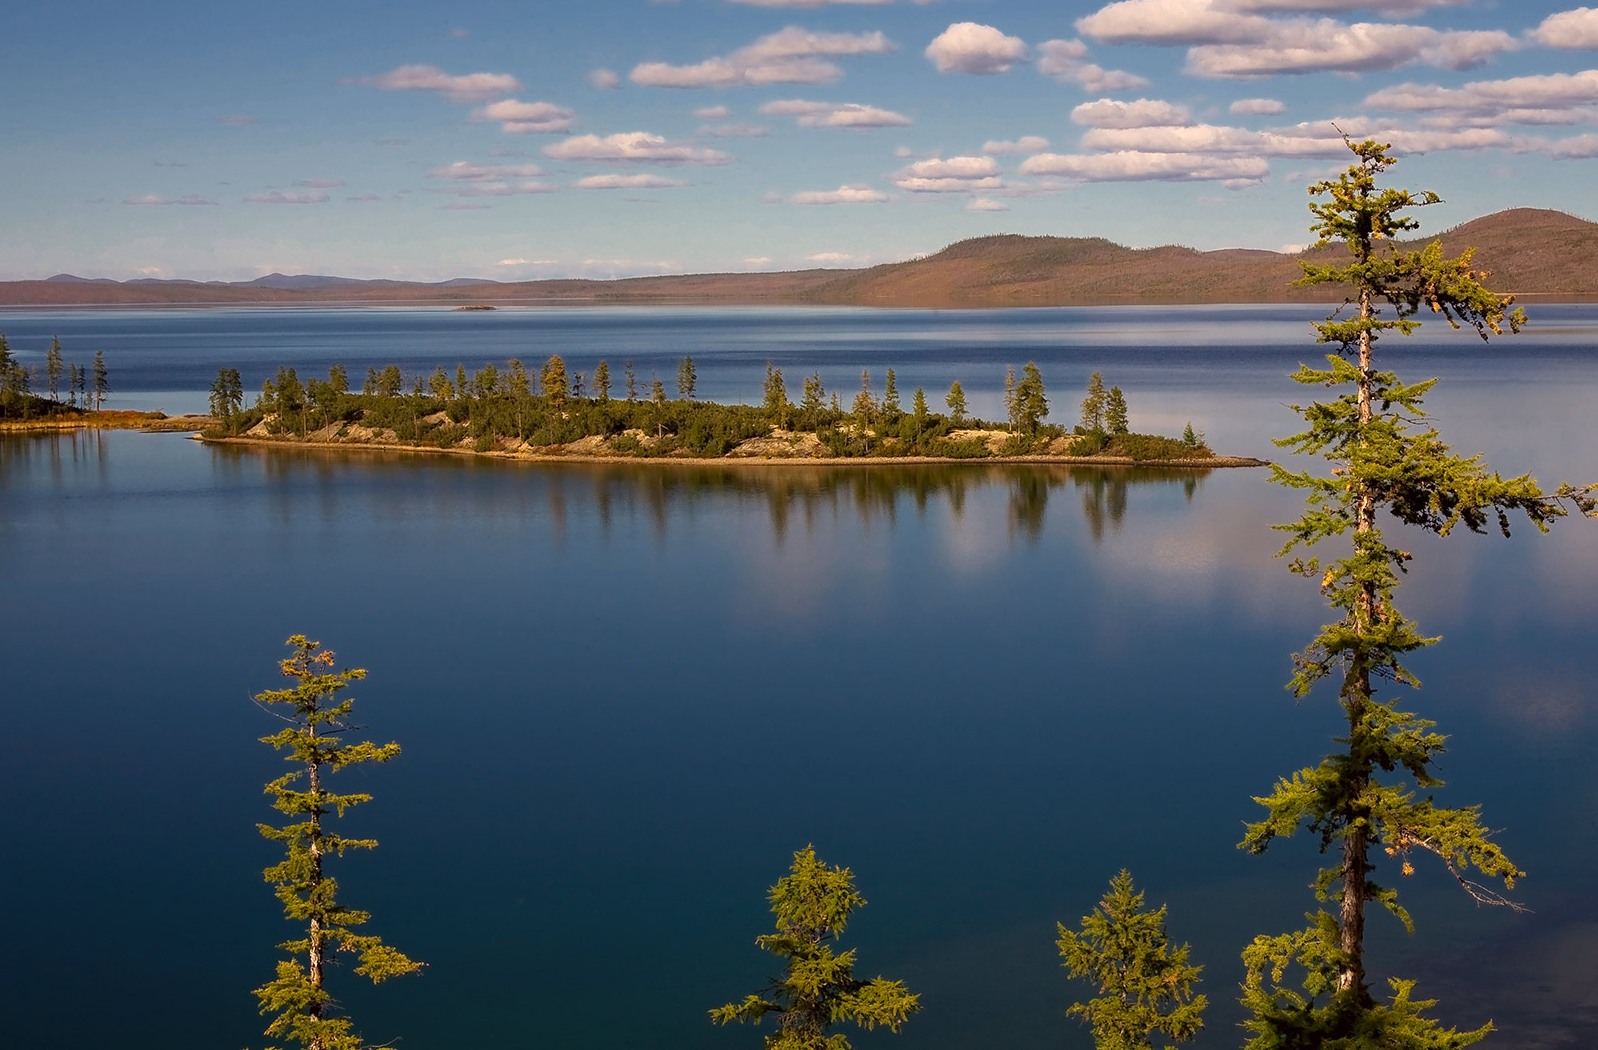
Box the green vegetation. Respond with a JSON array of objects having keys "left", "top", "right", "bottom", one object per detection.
[
  {"left": 1058, "top": 871, "right": 1206, "bottom": 1050},
  {"left": 711, "top": 845, "right": 919, "bottom": 1050},
  {"left": 202, "top": 356, "right": 1224, "bottom": 464},
  {"left": 0, "top": 333, "right": 110, "bottom": 419},
  {"left": 253, "top": 635, "right": 421, "bottom": 1050},
  {"left": 1240, "top": 138, "right": 1597, "bottom": 1047}
]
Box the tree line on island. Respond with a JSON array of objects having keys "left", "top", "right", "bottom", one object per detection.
[
  {"left": 207, "top": 351, "right": 1213, "bottom": 462},
  {"left": 242, "top": 142, "right": 1595, "bottom": 1050},
  {"left": 0, "top": 334, "right": 109, "bottom": 419}
]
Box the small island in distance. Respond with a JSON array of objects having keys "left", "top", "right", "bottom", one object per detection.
[{"left": 2, "top": 207, "right": 1593, "bottom": 308}]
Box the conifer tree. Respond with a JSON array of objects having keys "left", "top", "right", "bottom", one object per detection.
[
  {"left": 253, "top": 635, "right": 421, "bottom": 1050},
  {"left": 763, "top": 363, "right": 790, "bottom": 427},
  {"left": 712, "top": 845, "right": 919, "bottom": 1050},
  {"left": 1105, "top": 386, "right": 1130, "bottom": 435},
  {"left": 677, "top": 355, "right": 697, "bottom": 399},
  {"left": 45, "top": 337, "right": 63, "bottom": 402},
  {"left": 541, "top": 355, "right": 568, "bottom": 405},
  {"left": 1015, "top": 361, "right": 1049, "bottom": 436},
  {"left": 800, "top": 372, "right": 826, "bottom": 418},
  {"left": 945, "top": 380, "right": 967, "bottom": 423},
  {"left": 92, "top": 350, "right": 109, "bottom": 410},
  {"left": 1240, "top": 137, "right": 1596, "bottom": 1048},
  {"left": 625, "top": 360, "right": 638, "bottom": 401},
  {"left": 1058, "top": 871, "right": 1206, "bottom": 1050},
  {"left": 882, "top": 367, "right": 900, "bottom": 417},
  {"left": 1079, "top": 372, "right": 1106, "bottom": 433},
  {"left": 594, "top": 359, "right": 611, "bottom": 402}
]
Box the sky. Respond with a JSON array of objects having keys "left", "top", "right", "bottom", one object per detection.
[{"left": 4, "top": 0, "right": 1597, "bottom": 283}]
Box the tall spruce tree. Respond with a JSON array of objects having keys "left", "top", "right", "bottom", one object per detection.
[
  {"left": 253, "top": 635, "right": 421, "bottom": 1050},
  {"left": 1079, "top": 372, "right": 1106, "bottom": 433},
  {"left": 1240, "top": 138, "right": 1596, "bottom": 1048},
  {"left": 712, "top": 845, "right": 919, "bottom": 1050},
  {"left": 1058, "top": 871, "right": 1206, "bottom": 1050}
]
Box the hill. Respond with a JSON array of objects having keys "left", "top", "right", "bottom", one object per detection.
[{"left": 3, "top": 208, "right": 1594, "bottom": 308}]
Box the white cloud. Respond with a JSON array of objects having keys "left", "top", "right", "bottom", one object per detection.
[
  {"left": 429, "top": 162, "right": 548, "bottom": 181},
  {"left": 1189, "top": 23, "right": 1514, "bottom": 77},
  {"left": 1019, "top": 150, "right": 1270, "bottom": 182},
  {"left": 744, "top": 256, "right": 774, "bottom": 268},
  {"left": 967, "top": 197, "right": 1010, "bottom": 211},
  {"left": 983, "top": 136, "right": 1051, "bottom": 154},
  {"left": 1077, "top": 0, "right": 1273, "bottom": 46},
  {"left": 630, "top": 27, "right": 894, "bottom": 88},
  {"left": 436, "top": 182, "right": 561, "bottom": 198},
  {"left": 1036, "top": 39, "right": 1149, "bottom": 91},
  {"left": 589, "top": 68, "right": 621, "bottom": 90},
  {"left": 894, "top": 155, "right": 1003, "bottom": 192},
  {"left": 790, "top": 185, "right": 891, "bottom": 204},
  {"left": 758, "top": 99, "right": 912, "bottom": 127},
  {"left": 925, "top": 23, "right": 1028, "bottom": 75},
  {"left": 1072, "top": 98, "right": 1194, "bottom": 128},
  {"left": 543, "top": 132, "right": 734, "bottom": 165},
  {"left": 1230, "top": 97, "right": 1286, "bottom": 114},
  {"left": 808, "top": 251, "right": 859, "bottom": 263},
  {"left": 245, "top": 190, "right": 331, "bottom": 204},
  {"left": 471, "top": 99, "right": 576, "bottom": 134},
  {"left": 1530, "top": 7, "right": 1598, "bottom": 49},
  {"left": 575, "top": 173, "right": 691, "bottom": 189},
  {"left": 1364, "top": 70, "right": 1598, "bottom": 124},
  {"left": 695, "top": 105, "right": 731, "bottom": 119},
  {"left": 1229, "top": 0, "right": 1464, "bottom": 12},
  {"left": 123, "top": 194, "right": 218, "bottom": 206},
  {"left": 362, "top": 64, "right": 521, "bottom": 102},
  {"left": 1544, "top": 132, "right": 1598, "bottom": 157}
]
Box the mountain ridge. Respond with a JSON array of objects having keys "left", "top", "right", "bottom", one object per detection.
[{"left": 5, "top": 208, "right": 1594, "bottom": 308}]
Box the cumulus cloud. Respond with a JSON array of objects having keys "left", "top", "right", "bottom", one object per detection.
[
  {"left": 1019, "top": 149, "right": 1270, "bottom": 182},
  {"left": 1036, "top": 39, "right": 1149, "bottom": 91},
  {"left": 983, "top": 135, "right": 1051, "bottom": 154},
  {"left": 589, "top": 68, "right": 621, "bottom": 90},
  {"left": 630, "top": 27, "right": 894, "bottom": 88},
  {"left": 1072, "top": 98, "right": 1193, "bottom": 128},
  {"left": 1529, "top": 7, "right": 1598, "bottom": 49},
  {"left": 245, "top": 190, "right": 331, "bottom": 204},
  {"left": 894, "top": 155, "right": 1003, "bottom": 192},
  {"left": 1230, "top": 97, "right": 1286, "bottom": 114},
  {"left": 1077, "top": 0, "right": 1273, "bottom": 46},
  {"left": 758, "top": 99, "right": 912, "bottom": 127},
  {"left": 543, "top": 131, "right": 734, "bottom": 165},
  {"left": 925, "top": 23, "right": 1029, "bottom": 74},
  {"left": 1364, "top": 70, "right": 1598, "bottom": 125},
  {"left": 790, "top": 185, "right": 891, "bottom": 204},
  {"left": 1543, "top": 132, "right": 1598, "bottom": 157},
  {"left": 1189, "top": 23, "right": 1515, "bottom": 77},
  {"left": 967, "top": 197, "right": 1010, "bottom": 211},
  {"left": 696, "top": 105, "right": 732, "bottom": 119},
  {"left": 123, "top": 194, "right": 218, "bottom": 206},
  {"left": 362, "top": 64, "right": 521, "bottom": 102},
  {"left": 471, "top": 99, "right": 576, "bottom": 134},
  {"left": 575, "top": 173, "right": 691, "bottom": 189}
]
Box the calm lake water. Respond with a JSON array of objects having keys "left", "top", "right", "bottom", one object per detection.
[{"left": 2, "top": 305, "right": 1596, "bottom": 1049}]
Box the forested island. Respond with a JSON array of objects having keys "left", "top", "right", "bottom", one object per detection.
[{"left": 198, "top": 355, "right": 1248, "bottom": 465}]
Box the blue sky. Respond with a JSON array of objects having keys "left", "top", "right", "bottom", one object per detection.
[{"left": 4, "top": 0, "right": 1597, "bottom": 282}]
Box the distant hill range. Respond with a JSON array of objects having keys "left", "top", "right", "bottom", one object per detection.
[{"left": 4, "top": 208, "right": 1594, "bottom": 308}]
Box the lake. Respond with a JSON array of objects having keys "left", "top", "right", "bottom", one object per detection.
[{"left": 2, "top": 305, "right": 1595, "bottom": 1049}]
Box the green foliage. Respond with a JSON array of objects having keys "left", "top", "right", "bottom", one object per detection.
[
  {"left": 1058, "top": 871, "right": 1206, "bottom": 1050},
  {"left": 541, "top": 355, "right": 569, "bottom": 405},
  {"left": 1242, "top": 137, "right": 1596, "bottom": 1047},
  {"left": 882, "top": 367, "right": 900, "bottom": 418},
  {"left": 253, "top": 635, "right": 420, "bottom": 1050},
  {"left": 1109, "top": 433, "right": 1209, "bottom": 461},
  {"left": 594, "top": 359, "right": 611, "bottom": 402},
  {"left": 1106, "top": 386, "right": 1129, "bottom": 435},
  {"left": 678, "top": 355, "right": 698, "bottom": 399},
  {"left": 210, "top": 368, "right": 245, "bottom": 429},
  {"left": 1014, "top": 361, "right": 1049, "bottom": 435},
  {"left": 764, "top": 363, "right": 791, "bottom": 427},
  {"left": 711, "top": 846, "right": 919, "bottom": 1050},
  {"left": 1079, "top": 371, "right": 1107, "bottom": 432},
  {"left": 945, "top": 380, "right": 967, "bottom": 423}
]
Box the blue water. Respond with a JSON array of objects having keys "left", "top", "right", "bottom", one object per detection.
[{"left": 2, "top": 306, "right": 1595, "bottom": 1049}]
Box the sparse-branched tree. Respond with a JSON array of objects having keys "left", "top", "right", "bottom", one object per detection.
[
  {"left": 253, "top": 635, "right": 421, "bottom": 1050},
  {"left": 625, "top": 360, "right": 638, "bottom": 402},
  {"left": 712, "top": 845, "right": 919, "bottom": 1050},
  {"left": 1240, "top": 137, "right": 1597, "bottom": 1048},
  {"left": 428, "top": 368, "right": 453, "bottom": 400},
  {"left": 651, "top": 377, "right": 666, "bottom": 405},
  {"left": 506, "top": 358, "right": 531, "bottom": 399},
  {"left": 763, "top": 363, "right": 790, "bottom": 428},
  {"left": 1079, "top": 372, "right": 1107, "bottom": 433},
  {"left": 541, "top": 355, "right": 569, "bottom": 406},
  {"left": 677, "top": 355, "right": 697, "bottom": 399},
  {"left": 375, "top": 365, "right": 403, "bottom": 400},
  {"left": 946, "top": 380, "right": 967, "bottom": 424},
  {"left": 70, "top": 363, "right": 86, "bottom": 408},
  {"left": 92, "top": 350, "right": 109, "bottom": 410},
  {"left": 1003, "top": 366, "right": 1018, "bottom": 431},
  {"left": 594, "top": 360, "right": 611, "bottom": 402},
  {"left": 1058, "top": 871, "right": 1206, "bottom": 1050},
  {"left": 1106, "top": 386, "right": 1130, "bottom": 435},
  {"left": 800, "top": 372, "right": 826, "bottom": 418},
  {"left": 572, "top": 371, "right": 585, "bottom": 399},
  {"left": 911, "top": 387, "right": 928, "bottom": 443},
  {"left": 45, "top": 337, "right": 63, "bottom": 402},
  {"left": 882, "top": 367, "right": 901, "bottom": 418}
]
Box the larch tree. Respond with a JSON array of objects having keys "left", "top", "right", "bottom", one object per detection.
[
  {"left": 763, "top": 363, "right": 790, "bottom": 428},
  {"left": 253, "top": 635, "right": 421, "bottom": 1050},
  {"left": 1058, "top": 871, "right": 1206, "bottom": 1050},
  {"left": 711, "top": 845, "right": 919, "bottom": 1050},
  {"left": 1240, "top": 137, "right": 1596, "bottom": 1048},
  {"left": 677, "top": 355, "right": 697, "bottom": 399},
  {"left": 882, "top": 367, "right": 901, "bottom": 418},
  {"left": 1105, "top": 386, "right": 1130, "bottom": 436},
  {"left": 1079, "top": 371, "right": 1106, "bottom": 433},
  {"left": 1014, "top": 361, "right": 1049, "bottom": 437},
  {"left": 91, "top": 350, "right": 109, "bottom": 410},
  {"left": 541, "top": 355, "right": 569, "bottom": 405},
  {"left": 594, "top": 359, "right": 611, "bottom": 402},
  {"left": 946, "top": 380, "right": 967, "bottom": 423},
  {"left": 45, "top": 337, "right": 63, "bottom": 402}
]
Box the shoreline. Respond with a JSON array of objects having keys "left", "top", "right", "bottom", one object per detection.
[
  {"left": 0, "top": 411, "right": 210, "bottom": 433},
  {"left": 195, "top": 432, "right": 1268, "bottom": 469}
]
